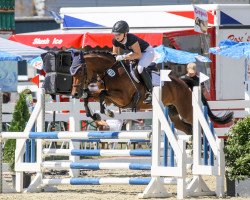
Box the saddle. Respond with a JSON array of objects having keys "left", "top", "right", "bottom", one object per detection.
[{"left": 127, "top": 61, "right": 158, "bottom": 83}]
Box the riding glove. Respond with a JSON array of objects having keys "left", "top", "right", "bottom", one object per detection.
[{"left": 116, "top": 55, "right": 126, "bottom": 61}]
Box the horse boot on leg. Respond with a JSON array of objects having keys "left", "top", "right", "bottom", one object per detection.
[{"left": 141, "top": 68, "right": 153, "bottom": 104}]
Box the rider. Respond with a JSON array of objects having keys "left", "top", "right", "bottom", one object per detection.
[{"left": 112, "top": 20, "right": 155, "bottom": 104}]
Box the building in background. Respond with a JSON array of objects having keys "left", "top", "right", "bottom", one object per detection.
[
  {"left": 15, "top": 17, "right": 59, "bottom": 34},
  {"left": 0, "top": 0, "right": 15, "bottom": 38}
]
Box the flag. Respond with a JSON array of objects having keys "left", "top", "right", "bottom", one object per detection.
[
  {"left": 199, "top": 72, "right": 209, "bottom": 84},
  {"left": 160, "top": 70, "right": 171, "bottom": 82},
  {"left": 30, "top": 75, "right": 40, "bottom": 87}
]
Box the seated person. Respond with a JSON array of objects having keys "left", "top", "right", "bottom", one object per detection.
[{"left": 181, "top": 62, "right": 200, "bottom": 90}]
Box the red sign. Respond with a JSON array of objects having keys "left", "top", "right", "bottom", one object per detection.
[{"left": 9, "top": 34, "right": 84, "bottom": 48}]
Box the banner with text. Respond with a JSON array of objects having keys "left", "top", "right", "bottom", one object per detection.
[{"left": 194, "top": 5, "right": 208, "bottom": 34}]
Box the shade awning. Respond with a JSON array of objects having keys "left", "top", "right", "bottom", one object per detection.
[
  {"left": 8, "top": 28, "right": 194, "bottom": 49},
  {"left": 83, "top": 32, "right": 163, "bottom": 48},
  {"left": 209, "top": 39, "right": 250, "bottom": 59},
  {"left": 154, "top": 45, "right": 211, "bottom": 64},
  {"left": 0, "top": 37, "right": 47, "bottom": 60},
  {"left": 0, "top": 51, "right": 22, "bottom": 61}
]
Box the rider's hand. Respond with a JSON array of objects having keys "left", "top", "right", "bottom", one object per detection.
[{"left": 116, "top": 55, "right": 126, "bottom": 61}]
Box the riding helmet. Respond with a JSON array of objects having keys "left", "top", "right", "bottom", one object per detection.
[{"left": 112, "top": 20, "right": 129, "bottom": 33}]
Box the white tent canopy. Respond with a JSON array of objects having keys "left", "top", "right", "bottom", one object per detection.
[{"left": 0, "top": 37, "right": 47, "bottom": 60}]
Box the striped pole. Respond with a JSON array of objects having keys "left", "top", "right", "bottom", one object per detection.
[
  {"left": 42, "top": 178, "right": 151, "bottom": 185},
  {"left": 1, "top": 131, "right": 151, "bottom": 140},
  {"left": 42, "top": 177, "right": 183, "bottom": 186},
  {"left": 71, "top": 139, "right": 151, "bottom": 143},
  {"left": 42, "top": 162, "right": 151, "bottom": 170},
  {"left": 43, "top": 149, "right": 152, "bottom": 157}
]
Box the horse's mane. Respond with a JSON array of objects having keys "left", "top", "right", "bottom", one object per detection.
[{"left": 83, "top": 50, "right": 116, "bottom": 59}]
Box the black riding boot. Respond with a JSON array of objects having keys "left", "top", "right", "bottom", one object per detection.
[{"left": 141, "top": 68, "right": 153, "bottom": 104}]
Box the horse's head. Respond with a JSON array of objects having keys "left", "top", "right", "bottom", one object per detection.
[{"left": 71, "top": 51, "right": 116, "bottom": 98}]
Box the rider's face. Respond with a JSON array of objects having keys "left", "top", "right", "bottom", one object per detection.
[{"left": 114, "top": 33, "right": 125, "bottom": 42}]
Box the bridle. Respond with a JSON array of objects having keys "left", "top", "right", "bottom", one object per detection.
[{"left": 72, "top": 52, "right": 119, "bottom": 98}]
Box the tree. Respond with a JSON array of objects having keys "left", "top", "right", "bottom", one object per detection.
[{"left": 3, "top": 91, "right": 30, "bottom": 171}]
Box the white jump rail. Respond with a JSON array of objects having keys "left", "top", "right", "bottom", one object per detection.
[
  {"left": 139, "top": 86, "right": 187, "bottom": 199},
  {"left": 189, "top": 86, "right": 225, "bottom": 197}
]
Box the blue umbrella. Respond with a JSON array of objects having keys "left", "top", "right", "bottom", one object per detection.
[
  {"left": 0, "top": 50, "right": 23, "bottom": 61},
  {"left": 209, "top": 40, "right": 250, "bottom": 59},
  {"left": 154, "top": 45, "right": 211, "bottom": 64}
]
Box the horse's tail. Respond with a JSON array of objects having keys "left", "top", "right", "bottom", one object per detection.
[{"left": 201, "top": 93, "right": 234, "bottom": 124}]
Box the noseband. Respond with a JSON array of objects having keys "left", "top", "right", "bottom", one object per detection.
[{"left": 72, "top": 52, "right": 121, "bottom": 99}]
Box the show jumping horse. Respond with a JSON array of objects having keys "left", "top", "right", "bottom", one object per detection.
[{"left": 70, "top": 51, "right": 233, "bottom": 135}]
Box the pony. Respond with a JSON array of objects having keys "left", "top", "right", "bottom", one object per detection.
[{"left": 70, "top": 50, "right": 233, "bottom": 135}]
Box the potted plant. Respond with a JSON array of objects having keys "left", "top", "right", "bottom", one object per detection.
[
  {"left": 3, "top": 90, "right": 31, "bottom": 187},
  {"left": 224, "top": 116, "right": 250, "bottom": 197}
]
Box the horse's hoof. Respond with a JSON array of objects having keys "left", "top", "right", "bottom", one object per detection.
[
  {"left": 93, "top": 113, "right": 101, "bottom": 121},
  {"left": 105, "top": 109, "right": 114, "bottom": 118}
]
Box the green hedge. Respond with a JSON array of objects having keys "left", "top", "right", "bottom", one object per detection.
[{"left": 224, "top": 117, "right": 250, "bottom": 181}]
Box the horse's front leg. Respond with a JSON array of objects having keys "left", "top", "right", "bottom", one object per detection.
[
  {"left": 98, "top": 90, "right": 107, "bottom": 114},
  {"left": 83, "top": 97, "right": 92, "bottom": 118},
  {"left": 98, "top": 90, "right": 114, "bottom": 118},
  {"left": 83, "top": 92, "right": 101, "bottom": 121}
]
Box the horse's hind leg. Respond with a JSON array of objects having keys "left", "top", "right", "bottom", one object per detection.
[
  {"left": 168, "top": 105, "right": 192, "bottom": 135},
  {"left": 174, "top": 92, "right": 193, "bottom": 125}
]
